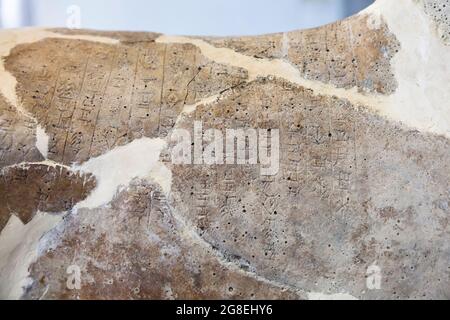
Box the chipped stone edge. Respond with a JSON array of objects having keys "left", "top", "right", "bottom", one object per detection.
[
  {"left": 0, "top": 27, "right": 120, "bottom": 161},
  {"left": 2, "top": 0, "right": 449, "bottom": 299}
]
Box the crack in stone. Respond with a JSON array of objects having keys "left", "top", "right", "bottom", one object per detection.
[
  {"left": 156, "top": 9, "right": 450, "bottom": 140},
  {"left": 163, "top": 192, "right": 307, "bottom": 298},
  {"left": 155, "top": 34, "right": 385, "bottom": 112},
  {"left": 1, "top": 0, "right": 449, "bottom": 299},
  {"left": 0, "top": 28, "right": 119, "bottom": 160}
]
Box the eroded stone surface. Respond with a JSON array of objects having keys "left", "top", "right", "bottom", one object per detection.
[
  {"left": 5, "top": 38, "right": 247, "bottom": 164},
  {"left": 207, "top": 14, "right": 400, "bottom": 94},
  {"left": 0, "top": 94, "right": 43, "bottom": 168},
  {"left": 50, "top": 28, "right": 161, "bottom": 43},
  {"left": 205, "top": 33, "right": 285, "bottom": 60},
  {"left": 422, "top": 0, "right": 450, "bottom": 44},
  {"left": 169, "top": 78, "right": 450, "bottom": 299},
  {"left": 0, "top": 0, "right": 449, "bottom": 300},
  {"left": 24, "top": 180, "right": 302, "bottom": 300},
  {"left": 286, "top": 15, "right": 400, "bottom": 94},
  {"left": 0, "top": 164, "right": 96, "bottom": 232}
]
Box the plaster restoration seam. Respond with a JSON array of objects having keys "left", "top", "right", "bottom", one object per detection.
[
  {"left": 156, "top": 0, "right": 450, "bottom": 140},
  {"left": 0, "top": 28, "right": 119, "bottom": 159}
]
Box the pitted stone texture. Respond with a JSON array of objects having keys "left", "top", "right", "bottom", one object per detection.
[
  {"left": 0, "top": 164, "right": 96, "bottom": 232},
  {"left": 0, "top": 0, "right": 449, "bottom": 301},
  {"left": 0, "top": 94, "right": 43, "bottom": 168},
  {"left": 169, "top": 78, "right": 450, "bottom": 299},
  {"left": 422, "top": 0, "right": 450, "bottom": 44},
  {"left": 206, "top": 33, "right": 285, "bottom": 60},
  {"left": 206, "top": 14, "right": 400, "bottom": 94},
  {"left": 5, "top": 38, "right": 248, "bottom": 165},
  {"left": 24, "top": 180, "right": 302, "bottom": 300},
  {"left": 286, "top": 15, "right": 399, "bottom": 94}
]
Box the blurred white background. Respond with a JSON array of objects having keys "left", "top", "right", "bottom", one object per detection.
[{"left": 0, "top": 0, "right": 373, "bottom": 36}]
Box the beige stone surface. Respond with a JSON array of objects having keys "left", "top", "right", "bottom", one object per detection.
[{"left": 0, "top": 0, "right": 449, "bottom": 300}]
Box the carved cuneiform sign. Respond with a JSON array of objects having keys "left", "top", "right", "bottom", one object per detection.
[{"left": 0, "top": 0, "right": 449, "bottom": 300}]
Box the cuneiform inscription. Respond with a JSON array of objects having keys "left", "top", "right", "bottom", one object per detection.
[
  {"left": 6, "top": 39, "right": 248, "bottom": 165},
  {"left": 0, "top": 94, "right": 42, "bottom": 168},
  {"left": 169, "top": 78, "right": 360, "bottom": 287}
]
